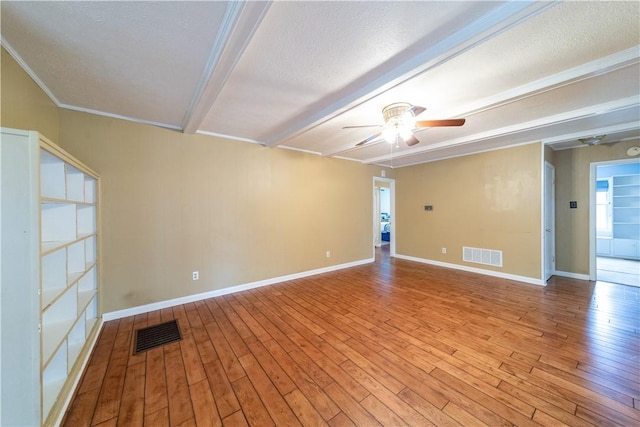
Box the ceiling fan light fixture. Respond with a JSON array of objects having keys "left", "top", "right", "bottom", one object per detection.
[
  {"left": 578, "top": 135, "right": 607, "bottom": 145},
  {"left": 381, "top": 102, "right": 415, "bottom": 144},
  {"left": 382, "top": 126, "right": 397, "bottom": 144}
]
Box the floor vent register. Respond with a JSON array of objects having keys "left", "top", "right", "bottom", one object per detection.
[{"left": 133, "top": 319, "right": 182, "bottom": 354}]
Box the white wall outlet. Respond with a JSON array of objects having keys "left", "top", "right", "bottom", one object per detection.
[
  {"left": 326, "top": 251, "right": 331, "bottom": 258},
  {"left": 192, "top": 271, "right": 199, "bottom": 280},
  {"left": 441, "top": 248, "right": 447, "bottom": 254}
]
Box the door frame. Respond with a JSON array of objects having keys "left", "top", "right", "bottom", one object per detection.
[
  {"left": 373, "top": 177, "right": 395, "bottom": 258},
  {"left": 589, "top": 157, "right": 640, "bottom": 280},
  {"left": 544, "top": 161, "right": 556, "bottom": 281}
]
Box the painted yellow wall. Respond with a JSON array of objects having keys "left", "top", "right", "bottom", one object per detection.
[
  {"left": 57, "top": 110, "right": 392, "bottom": 312},
  {"left": 554, "top": 138, "right": 640, "bottom": 275},
  {"left": 395, "top": 143, "right": 543, "bottom": 279},
  {"left": 544, "top": 144, "right": 555, "bottom": 166},
  {"left": 1, "top": 47, "right": 59, "bottom": 141}
]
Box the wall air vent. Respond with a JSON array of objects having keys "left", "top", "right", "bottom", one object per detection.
[{"left": 463, "top": 246, "right": 503, "bottom": 267}]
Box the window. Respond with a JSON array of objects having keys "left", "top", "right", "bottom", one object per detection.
[{"left": 596, "top": 178, "right": 612, "bottom": 238}]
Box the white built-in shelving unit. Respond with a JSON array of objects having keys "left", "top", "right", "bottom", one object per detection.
[
  {"left": 611, "top": 174, "right": 640, "bottom": 259},
  {"left": 1, "top": 128, "right": 101, "bottom": 426}
]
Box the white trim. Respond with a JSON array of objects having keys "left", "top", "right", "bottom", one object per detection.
[
  {"left": 103, "top": 258, "right": 373, "bottom": 321},
  {"left": 543, "top": 159, "right": 556, "bottom": 282},
  {"left": 196, "top": 129, "right": 264, "bottom": 145},
  {"left": 1, "top": 38, "right": 62, "bottom": 106},
  {"left": 277, "top": 145, "right": 322, "bottom": 156},
  {"left": 589, "top": 157, "right": 640, "bottom": 281},
  {"left": 553, "top": 270, "right": 590, "bottom": 281},
  {"left": 394, "top": 253, "right": 545, "bottom": 286},
  {"left": 50, "top": 317, "right": 104, "bottom": 427},
  {"left": 373, "top": 177, "right": 396, "bottom": 258},
  {"left": 59, "top": 104, "right": 182, "bottom": 131}
]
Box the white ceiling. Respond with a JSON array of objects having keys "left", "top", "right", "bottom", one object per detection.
[{"left": 2, "top": 1, "right": 639, "bottom": 168}]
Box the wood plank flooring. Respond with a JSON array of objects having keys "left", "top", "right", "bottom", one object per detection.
[
  {"left": 63, "top": 248, "right": 640, "bottom": 426},
  {"left": 597, "top": 256, "right": 640, "bottom": 288}
]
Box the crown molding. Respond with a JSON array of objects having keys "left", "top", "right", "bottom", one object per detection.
[
  {"left": 59, "top": 104, "right": 182, "bottom": 131},
  {"left": 1, "top": 38, "right": 61, "bottom": 106}
]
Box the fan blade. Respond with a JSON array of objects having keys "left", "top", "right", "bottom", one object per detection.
[
  {"left": 405, "top": 135, "right": 420, "bottom": 146},
  {"left": 355, "top": 132, "right": 382, "bottom": 146},
  {"left": 342, "top": 125, "right": 382, "bottom": 129},
  {"left": 415, "top": 119, "right": 466, "bottom": 127},
  {"left": 408, "top": 105, "right": 426, "bottom": 117}
]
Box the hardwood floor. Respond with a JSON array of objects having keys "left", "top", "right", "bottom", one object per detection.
[
  {"left": 63, "top": 248, "right": 640, "bottom": 426},
  {"left": 597, "top": 256, "right": 640, "bottom": 287}
]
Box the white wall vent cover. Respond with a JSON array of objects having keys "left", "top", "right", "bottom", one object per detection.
[{"left": 463, "top": 246, "right": 503, "bottom": 267}]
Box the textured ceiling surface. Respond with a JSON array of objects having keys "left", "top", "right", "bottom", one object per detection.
[{"left": 2, "top": 1, "right": 639, "bottom": 167}]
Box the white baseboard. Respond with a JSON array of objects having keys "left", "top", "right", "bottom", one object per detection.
[
  {"left": 103, "top": 258, "right": 374, "bottom": 321},
  {"left": 394, "top": 253, "right": 546, "bottom": 286},
  {"left": 553, "top": 270, "right": 591, "bottom": 281}
]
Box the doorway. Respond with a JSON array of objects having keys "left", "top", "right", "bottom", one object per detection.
[
  {"left": 544, "top": 162, "right": 556, "bottom": 281},
  {"left": 592, "top": 159, "right": 640, "bottom": 287},
  {"left": 373, "top": 177, "right": 395, "bottom": 259}
]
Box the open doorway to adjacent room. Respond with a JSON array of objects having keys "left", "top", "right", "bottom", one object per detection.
[
  {"left": 594, "top": 159, "right": 640, "bottom": 287},
  {"left": 373, "top": 177, "right": 395, "bottom": 259}
]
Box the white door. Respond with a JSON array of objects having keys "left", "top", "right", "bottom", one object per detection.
[{"left": 544, "top": 162, "right": 556, "bottom": 281}]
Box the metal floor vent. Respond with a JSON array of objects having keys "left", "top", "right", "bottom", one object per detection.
[{"left": 134, "top": 319, "right": 182, "bottom": 354}]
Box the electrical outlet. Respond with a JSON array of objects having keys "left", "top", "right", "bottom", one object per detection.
[
  {"left": 441, "top": 247, "right": 447, "bottom": 254},
  {"left": 192, "top": 271, "right": 199, "bottom": 280},
  {"left": 326, "top": 251, "right": 331, "bottom": 258}
]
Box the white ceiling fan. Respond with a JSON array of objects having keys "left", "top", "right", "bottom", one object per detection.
[
  {"left": 578, "top": 135, "right": 640, "bottom": 157},
  {"left": 343, "top": 102, "right": 466, "bottom": 147}
]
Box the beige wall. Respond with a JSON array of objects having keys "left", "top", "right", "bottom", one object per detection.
[
  {"left": 58, "top": 110, "right": 393, "bottom": 312},
  {"left": 554, "top": 139, "right": 640, "bottom": 275},
  {"left": 395, "top": 143, "right": 543, "bottom": 279},
  {"left": 1, "top": 47, "right": 59, "bottom": 141},
  {"left": 544, "top": 144, "right": 555, "bottom": 166}
]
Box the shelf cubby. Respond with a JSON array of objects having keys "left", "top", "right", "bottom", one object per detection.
[
  {"left": 65, "top": 165, "right": 85, "bottom": 202},
  {"left": 67, "top": 240, "right": 86, "bottom": 284},
  {"left": 41, "top": 248, "right": 67, "bottom": 309},
  {"left": 84, "top": 176, "right": 96, "bottom": 204},
  {"left": 42, "top": 343, "right": 68, "bottom": 420},
  {"left": 77, "top": 205, "right": 96, "bottom": 236},
  {"left": 42, "top": 285, "right": 78, "bottom": 365},
  {"left": 67, "top": 318, "right": 86, "bottom": 373},
  {"left": 41, "top": 202, "right": 77, "bottom": 244},
  {"left": 40, "top": 149, "right": 66, "bottom": 200},
  {"left": 85, "top": 235, "right": 97, "bottom": 266},
  {"left": 85, "top": 297, "right": 98, "bottom": 337}
]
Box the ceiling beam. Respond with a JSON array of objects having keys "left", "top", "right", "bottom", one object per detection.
[
  {"left": 181, "top": 1, "right": 272, "bottom": 134},
  {"left": 361, "top": 97, "right": 640, "bottom": 164},
  {"left": 320, "top": 47, "right": 639, "bottom": 158},
  {"left": 262, "top": 0, "right": 558, "bottom": 148}
]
